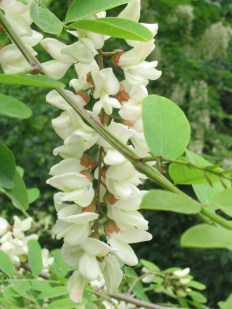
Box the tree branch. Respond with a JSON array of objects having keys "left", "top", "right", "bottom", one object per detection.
[{"left": 107, "top": 292, "right": 182, "bottom": 309}]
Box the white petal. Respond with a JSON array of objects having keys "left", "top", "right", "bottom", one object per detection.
[
  {"left": 108, "top": 238, "right": 138, "bottom": 266},
  {"left": 118, "top": 0, "right": 141, "bottom": 21},
  {"left": 59, "top": 187, "right": 95, "bottom": 207},
  {"left": 80, "top": 238, "right": 111, "bottom": 256},
  {"left": 68, "top": 270, "right": 87, "bottom": 303},
  {"left": 46, "top": 173, "right": 91, "bottom": 191},
  {"left": 116, "top": 230, "right": 152, "bottom": 244},
  {"left": 93, "top": 68, "right": 120, "bottom": 98},
  {"left": 23, "top": 30, "right": 43, "bottom": 47},
  {"left": 64, "top": 224, "right": 90, "bottom": 245},
  {"left": 61, "top": 212, "right": 98, "bottom": 224},
  {"left": 79, "top": 253, "right": 101, "bottom": 281},
  {"left": 41, "top": 60, "right": 72, "bottom": 80},
  {"left": 50, "top": 158, "right": 83, "bottom": 176},
  {"left": 6, "top": 12, "right": 32, "bottom": 37},
  {"left": 62, "top": 244, "right": 83, "bottom": 267},
  {"left": 104, "top": 149, "right": 126, "bottom": 166},
  {"left": 41, "top": 38, "right": 74, "bottom": 62},
  {"left": 119, "top": 41, "right": 155, "bottom": 67}
]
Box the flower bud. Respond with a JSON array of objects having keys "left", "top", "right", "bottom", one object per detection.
[{"left": 86, "top": 72, "right": 94, "bottom": 85}]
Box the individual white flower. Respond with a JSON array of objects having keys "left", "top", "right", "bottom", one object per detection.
[
  {"left": 98, "top": 121, "right": 135, "bottom": 165},
  {"left": 41, "top": 38, "right": 75, "bottom": 79},
  {"left": 52, "top": 205, "right": 98, "bottom": 245},
  {"left": 46, "top": 90, "right": 85, "bottom": 111},
  {"left": 174, "top": 268, "right": 190, "bottom": 277},
  {"left": 62, "top": 238, "right": 111, "bottom": 281},
  {"left": 123, "top": 61, "right": 162, "bottom": 86},
  {"left": 106, "top": 161, "right": 146, "bottom": 198},
  {"left": 13, "top": 216, "right": 33, "bottom": 238},
  {"left": 0, "top": 30, "right": 42, "bottom": 74},
  {"left": 119, "top": 41, "right": 155, "bottom": 67},
  {"left": 62, "top": 38, "right": 98, "bottom": 64},
  {"left": 107, "top": 230, "right": 152, "bottom": 266},
  {"left": 0, "top": 218, "right": 10, "bottom": 236},
  {"left": 93, "top": 68, "right": 121, "bottom": 115},
  {"left": 0, "top": 0, "right": 32, "bottom": 14}
]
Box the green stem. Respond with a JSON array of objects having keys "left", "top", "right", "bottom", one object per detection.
[
  {"left": 1, "top": 9, "right": 232, "bottom": 231},
  {"left": 201, "top": 207, "right": 232, "bottom": 230}
]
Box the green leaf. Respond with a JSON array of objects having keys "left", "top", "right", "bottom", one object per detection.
[
  {"left": 4, "top": 169, "right": 29, "bottom": 211},
  {"left": 169, "top": 151, "right": 225, "bottom": 185},
  {"left": 47, "top": 298, "right": 77, "bottom": 309},
  {"left": 188, "top": 281, "right": 206, "bottom": 290},
  {"left": 70, "top": 18, "right": 153, "bottom": 42},
  {"left": 142, "top": 95, "right": 191, "bottom": 160},
  {"left": 221, "top": 294, "right": 232, "bottom": 309},
  {"left": 0, "top": 94, "right": 32, "bottom": 119},
  {"left": 125, "top": 267, "right": 150, "bottom": 302},
  {"left": 187, "top": 290, "right": 207, "bottom": 303},
  {"left": 213, "top": 189, "right": 232, "bottom": 217},
  {"left": 66, "top": 0, "right": 133, "bottom": 23},
  {"left": 181, "top": 224, "right": 232, "bottom": 250},
  {"left": 0, "top": 250, "right": 14, "bottom": 277},
  {"left": 31, "top": 281, "right": 51, "bottom": 292},
  {"left": 11, "top": 281, "right": 31, "bottom": 297},
  {"left": 0, "top": 74, "right": 64, "bottom": 88},
  {"left": 52, "top": 249, "right": 69, "bottom": 277},
  {"left": 30, "top": 3, "right": 63, "bottom": 34},
  {"left": 140, "top": 259, "right": 160, "bottom": 271},
  {"left": 27, "top": 188, "right": 40, "bottom": 204},
  {"left": 192, "top": 182, "right": 227, "bottom": 205},
  {"left": 39, "top": 286, "right": 68, "bottom": 299},
  {"left": 28, "top": 239, "right": 43, "bottom": 277},
  {"left": 0, "top": 142, "right": 16, "bottom": 189},
  {"left": 141, "top": 190, "right": 201, "bottom": 214}
]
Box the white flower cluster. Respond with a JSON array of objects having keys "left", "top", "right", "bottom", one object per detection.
[
  {"left": 0, "top": 0, "right": 43, "bottom": 73},
  {"left": 0, "top": 0, "right": 162, "bottom": 303},
  {"left": 0, "top": 216, "right": 53, "bottom": 273}
]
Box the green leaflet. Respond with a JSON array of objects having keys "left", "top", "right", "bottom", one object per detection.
[
  {"left": 66, "top": 0, "right": 133, "bottom": 23},
  {"left": 0, "top": 93, "right": 32, "bottom": 119},
  {"left": 70, "top": 18, "right": 153, "bottom": 42},
  {"left": 0, "top": 74, "right": 64, "bottom": 88},
  {"left": 181, "top": 224, "right": 232, "bottom": 250},
  {"left": 0, "top": 143, "right": 16, "bottom": 189},
  {"left": 30, "top": 3, "right": 63, "bottom": 34},
  {"left": 142, "top": 95, "right": 191, "bottom": 160},
  {"left": 141, "top": 189, "right": 201, "bottom": 214}
]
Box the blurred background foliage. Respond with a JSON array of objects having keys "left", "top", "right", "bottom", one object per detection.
[{"left": 0, "top": 0, "right": 232, "bottom": 306}]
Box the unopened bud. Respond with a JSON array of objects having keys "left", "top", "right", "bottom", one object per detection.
[
  {"left": 77, "top": 91, "right": 90, "bottom": 104},
  {"left": 80, "top": 154, "right": 96, "bottom": 169},
  {"left": 82, "top": 203, "right": 96, "bottom": 213},
  {"left": 101, "top": 166, "right": 108, "bottom": 178},
  {"left": 112, "top": 49, "right": 125, "bottom": 67},
  {"left": 104, "top": 222, "right": 120, "bottom": 234},
  {"left": 80, "top": 170, "right": 93, "bottom": 182},
  {"left": 103, "top": 192, "right": 118, "bottom": 205}
]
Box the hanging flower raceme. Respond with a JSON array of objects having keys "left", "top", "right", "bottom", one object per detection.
[{"left": 0, "top": 0, "right": 161, "bottom": 304}]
